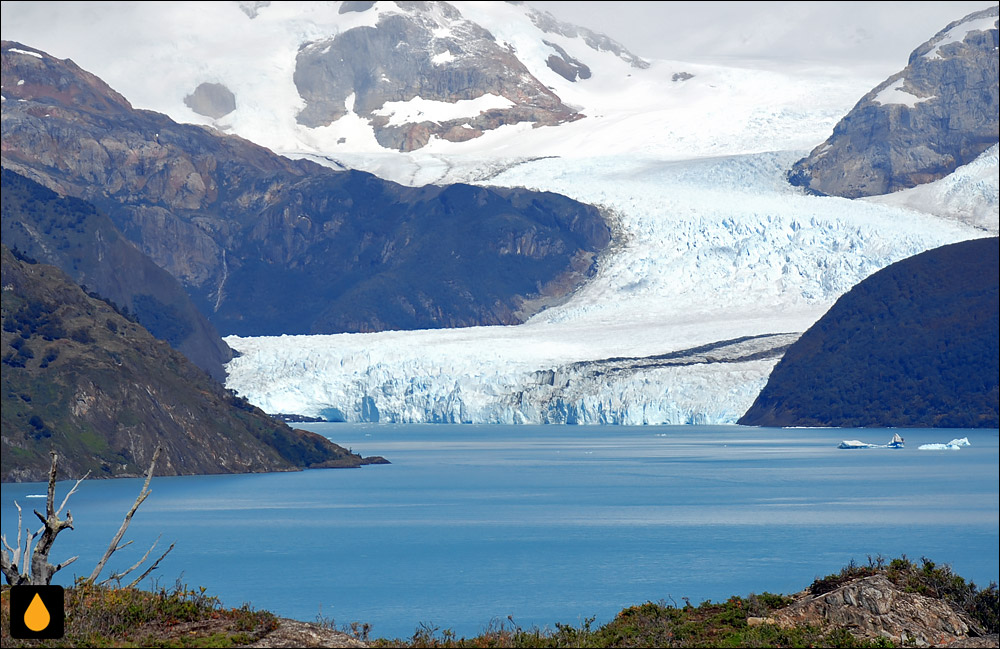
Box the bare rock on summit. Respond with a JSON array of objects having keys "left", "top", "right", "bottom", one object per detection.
[
  {"left": 770, "top": 575, "right": 981, "bottom": 647},
  {"left": 293, "top": 2, "right": 581, "bottom": 151},
  {"left": 788, "top": 6, "right": 998, "bottom": 198}
]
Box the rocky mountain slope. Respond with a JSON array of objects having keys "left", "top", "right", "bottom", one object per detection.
[
  {"left": 1, "top": 40, "right": 610, "bottom": 337},
  {"left": 1, "top": 168, "right": 233, "bottom": 381},
  {"left": 739, "top": 237, "right": 999, "bottom": 428},
  {"left": 789, "top": 6, "right": 999, "bottom": 198},
  {"left": 1, "top": 245, "right": 387, "bottom": 482},
  {"left": 1, "top": 1, "right": 650, "bottom": 156},
  {"left": 292, "top": 1, "right": 588, "bottom": 151}
]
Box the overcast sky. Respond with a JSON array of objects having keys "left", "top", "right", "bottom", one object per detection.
[
  {"left": 530, "top": 1, "right": 997, "bottom": 76},
  {"left": 1, "top": 1, "right": 996, "bottom": 81}
]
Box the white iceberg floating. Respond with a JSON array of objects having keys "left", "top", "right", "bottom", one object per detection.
[
  {"left": 918, "top": 437, "right": 971, "bottom": 451},
  {"left": 838, "top": 433, "right": 905, "bottom": 449}
]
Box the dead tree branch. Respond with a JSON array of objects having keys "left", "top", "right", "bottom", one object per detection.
[
  {"left": 87, "top": 446, "right": 170, "bottom": 584},
  {"left": 0, "top": 501, "right": 25, "bottom": 585},
  {"left": 126, "top": 541, "right": 176, "bottom": 589},
  {"left": 2, "top": 446, "right": 172, "bottom": 588},
  {"left": 1, "top": 452, "right": 89, "bottom": 585}
]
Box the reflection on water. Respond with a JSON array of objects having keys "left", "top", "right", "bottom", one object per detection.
[{"left": 2, "top": 425, "right": 997, "bottom": 639}]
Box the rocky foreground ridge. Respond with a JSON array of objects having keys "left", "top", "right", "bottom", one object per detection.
[
  {"left": 248, "top": 558, "right": 998, "bottom": 647},
  {"left": 789, "top": 6, "right": 999, "bottom": 198},
  {"left": 763, "top": 574, "right": 989, "bottom": 648}
]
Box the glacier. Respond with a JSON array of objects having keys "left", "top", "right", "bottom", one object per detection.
[{"left": 224, "top": 147, "right": 992, "bottom": 425}]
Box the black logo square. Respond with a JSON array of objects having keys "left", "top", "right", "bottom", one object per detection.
[{"left": 9, "top": 585, "right": 65, "bottom": 639}]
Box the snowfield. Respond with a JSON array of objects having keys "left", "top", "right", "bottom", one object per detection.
[{"left": 4, "top": 1, "right": 995, "bottom": 425}]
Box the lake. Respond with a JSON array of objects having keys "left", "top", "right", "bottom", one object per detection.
[{"left": 2, "top": 425, "right": 998, "bottom": 640}]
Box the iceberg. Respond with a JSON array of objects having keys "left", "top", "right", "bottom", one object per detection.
[
  {"left": 838, "top": 433, "right": 905, "bottom": 449},
  {"left": 838, "top": 440, "right": 878, "bottom": 449},
  {"left": 918, "top": 437, "right": 972, "bottom": 451}
]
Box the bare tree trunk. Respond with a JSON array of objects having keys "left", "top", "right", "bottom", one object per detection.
[
  {"left": 87, "top": 446, "right": 170, "bottom": 585},
  {"left": 1, "top": 452, "right": 88, "bottom": 585},
  {"left": 2, "top": 446, "right": 172, "bottom": 587},
  {"left": 29, "top": 451, "right": 82, "bottom": 585}
]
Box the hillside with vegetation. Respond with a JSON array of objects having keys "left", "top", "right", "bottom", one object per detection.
[
  {"left": 1, "top": 245, "right": 386, "bottom": 482},
  {"left": 1, "top": 167, "right": 232, "bottom": 382}
]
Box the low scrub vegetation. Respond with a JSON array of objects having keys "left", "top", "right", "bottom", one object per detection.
[
  {"left": 369, "top": 595, "right": 884, "bottom": 648},
  {"left": 2, "top": 555, "right": 996, "bottom": 647},
  {"left": 0, "top": 579, "right": 278, "bottom": 648}
]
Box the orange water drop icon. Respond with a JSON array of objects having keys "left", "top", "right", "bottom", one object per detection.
[{"left": 24, "top": 592, "right": 51, "bottom": 632}]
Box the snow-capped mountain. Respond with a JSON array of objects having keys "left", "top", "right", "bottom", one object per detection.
[
  {"left": 3, "top": 2, "right": 997, "bottom": 425},
  {"left": 789, "top": 5, "right": 998, "bottom": 198},
  {"left": 2, "top": 1, "right": 650, "bottom": 154}
]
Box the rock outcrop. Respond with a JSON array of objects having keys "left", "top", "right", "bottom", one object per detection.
[
  {"left": 770, "top": 575, "right": 981, "bottom": 647},
  {"left": 1, "top": 245, "right": 387, "bottom": 482},
  {"left": 739, "top": 237, "right": 999, "bottom": 428},
  {"left": 1, "top": 41, "right": 610, "bottom": 337},
  {"left": 293, "top": 2, "right": 581, "bottom": 151},
  {"left": 1, "top": 168, "right": 233, "bottom": 382},
  {"left": 788, "top": 6, "right": 999, "bottom": 198}
]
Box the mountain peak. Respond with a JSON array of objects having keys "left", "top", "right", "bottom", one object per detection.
[
  {"left": 1, "top": 40, "right": 134, "bottom": 116},
  {"left": 788, "top": 6, "right": 998, "bottom": 198}
]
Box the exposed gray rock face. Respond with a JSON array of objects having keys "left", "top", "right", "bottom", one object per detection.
[
  {"left": 789, "top": 6, "right": 999, "bottom": 198},
  {"left": 184, "top": 82, "right": 236, "bottom": 119},
  {"left": 293, "top": 2, "right": 580, "bottom": 151},
  {"left": 339, "top": 1, "right": 375, "bottom": 13},
  {"left": 771, "top": 575, "right": 981, "bottom": 647},
  {"left": 543, "top": 39, "right": 591, "bottom": 82}
]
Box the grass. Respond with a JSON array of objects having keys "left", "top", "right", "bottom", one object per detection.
[
  {"left": 0, "top": 579, "right": 278, "bottom": 648},
  {"left": 367, "top": 596, "right": 891, "bottom": 648}
]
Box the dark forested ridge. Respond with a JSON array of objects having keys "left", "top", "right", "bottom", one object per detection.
[
  {"left": 1, "top": 245, "right": 386, "bottom": 482},
  {"left": 739, "top": 237, "right": 999, "bottom": 428},
  {"left": 1, "top": 167, "right": 233, "bottom": 381}
]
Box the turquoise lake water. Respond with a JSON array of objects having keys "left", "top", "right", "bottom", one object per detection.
[{"left": 2, "top": 424, "right": 997, "bottom": 639}]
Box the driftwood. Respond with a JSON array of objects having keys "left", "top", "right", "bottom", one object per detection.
[{"left": 1, "top": 447, "right": 173, "bottom": 587}]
